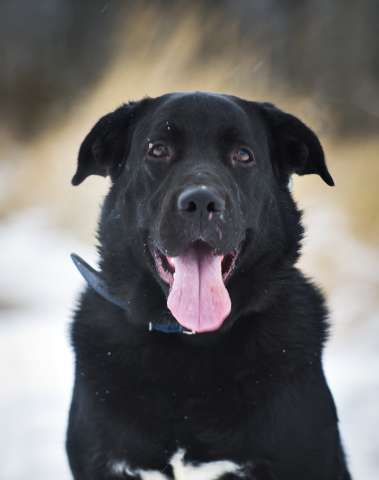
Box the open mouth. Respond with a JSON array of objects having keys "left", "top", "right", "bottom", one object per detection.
[{"left": 153, "top": 241, "right": 238, "bottom": 333}]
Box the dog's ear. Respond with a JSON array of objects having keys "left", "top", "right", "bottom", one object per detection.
[
  {"left": 258, "top": 102, "right": 334, "bottom": 186},
  {"left": 72, "top": 102, "right": 142, "bottom": 186}
]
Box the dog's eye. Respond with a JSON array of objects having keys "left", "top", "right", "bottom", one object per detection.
[
  {"left": 231, "top": 147, "right": 255, "bottom": 166},
  {"left": 147, "top": 142, "right": 172, "bottom": 160}
]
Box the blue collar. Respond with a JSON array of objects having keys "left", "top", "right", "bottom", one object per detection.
[{"left": 70, "top": 253, "right": 195, "bottom": 335}]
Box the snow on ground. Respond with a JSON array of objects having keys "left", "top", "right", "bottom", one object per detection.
[
  {"left": 1, "top": 208, "right": 378, "bottom": 479},
  {"left": 0, "top": 211, "right": 96, "bottom": 480}
]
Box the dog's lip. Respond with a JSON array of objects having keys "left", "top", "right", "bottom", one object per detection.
[
  {"left": 152, "top": 247, "right": 175, "bottom": 286},
  {"left": 151, "top": 241, "right": 240, "bottom": 286}
]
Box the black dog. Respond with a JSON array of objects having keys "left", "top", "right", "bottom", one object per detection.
[{"left": 67, "top": 92, "right": 351, "bottom": 480}]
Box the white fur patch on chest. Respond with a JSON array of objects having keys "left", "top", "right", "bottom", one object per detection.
[{"left": 109, "top": 448, "right": 243, "bottom": 480}]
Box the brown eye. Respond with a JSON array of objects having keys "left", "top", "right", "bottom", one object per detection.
[
  {"left": 147, "top": 142, "right": 172, "bottom": 160},
  {"left": 231, "top": 147, "right": 255, "bottom": 166}
]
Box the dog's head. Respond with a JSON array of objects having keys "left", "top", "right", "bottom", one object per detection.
[{"left": 72, "top": 92, "right": 333, "bottom": 334}]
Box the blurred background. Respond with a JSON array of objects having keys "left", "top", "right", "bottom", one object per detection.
[{"left": 1, "top": 1, "right": 378, "bottom": 478}]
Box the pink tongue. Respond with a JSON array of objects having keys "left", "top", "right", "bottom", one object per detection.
[{"left": 167, "top": 248, "right": 231, "bottom": 333}]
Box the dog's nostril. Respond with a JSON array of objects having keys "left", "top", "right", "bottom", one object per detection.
[
  {"left": 177, "top": 185, "right": 225, "bottom": 215},
  {"left": 187, "top": 201, "right": 197, "bottom": 212},
  {"left": 207, "top": 201, "right": 215, "bottom": 213},
  {"left": 207, "top": 200, "right": 226, "bottom": 212}
]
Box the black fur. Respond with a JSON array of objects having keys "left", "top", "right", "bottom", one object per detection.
[{"left": 66, "top": 92, "right": 351, "bottom": 479}]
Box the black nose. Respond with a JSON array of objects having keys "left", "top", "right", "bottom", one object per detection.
[{"left": 177, "top": 185, "right": 225, "bottom": 214}]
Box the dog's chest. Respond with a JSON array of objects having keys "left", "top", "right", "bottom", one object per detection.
[
  {"left": 96, "top": 347, "right": 254, "bottom": 476},
  {"left": 108, "top": 448, "right": 243, "bottom": 480},
  {"left": 105, "top": 342, "right": 254, "bottom": 435}
]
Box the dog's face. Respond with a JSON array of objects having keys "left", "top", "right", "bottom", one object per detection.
[{"left": 72, "top": 92, "right": 333, "bottom": 334}]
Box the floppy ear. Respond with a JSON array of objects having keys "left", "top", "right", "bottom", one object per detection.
[
  {"left": 259, "top": 103, "right": 334, "bottom": 186},
  {"left": 72, "top": 102, "right": 140, "bottom": 186}
]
